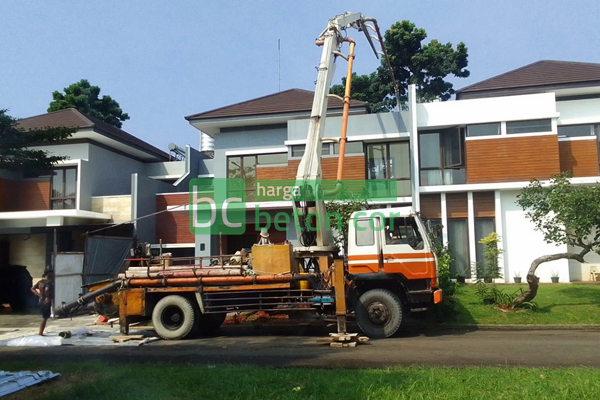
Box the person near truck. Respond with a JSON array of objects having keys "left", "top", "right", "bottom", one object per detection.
[{"left": 30, "top": 269, "right": 54, "bottom": 336}]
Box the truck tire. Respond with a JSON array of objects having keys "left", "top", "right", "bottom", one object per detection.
[
  {"left": 355, "top": 289, "right": 403, "bottom": 338},
  {"left": 152, "top": 295, "right": 196, "bottom": 340}
]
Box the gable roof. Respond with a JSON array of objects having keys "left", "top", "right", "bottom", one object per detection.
[
  {"left": 185, "top": 88, "right": 368, "bottom": 121},
  {"left": 456, "top": 60, "right": 600, "bottom": 99},
  {"left": 17, "top": 108, "right": 169, "bottom": 161}
]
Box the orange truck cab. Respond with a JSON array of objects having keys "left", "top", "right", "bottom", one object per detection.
[{"left": 346, "top": 207, "right": 442, "bottom": 337}]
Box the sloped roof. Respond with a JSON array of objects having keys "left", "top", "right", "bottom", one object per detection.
[
  {"left": 17, "top": 108, "right": 169, "bottom": 161},
  {"left": 185, "top": 88, "right": 368, "bottom": 121},
  {"left": 456, "top": 60, "right": 600, "bottom": 98}
]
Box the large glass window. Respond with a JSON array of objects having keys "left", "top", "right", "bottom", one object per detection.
[
  {"left": 333, "top": 141, "right": 363, "bottom": 154},
  {"left": 227, "top": 153, "right": 287, "bottom": 200},
  {"left": 366, "top": 141, "right": 411, "bottom": 197},
  {"left": 447, "top": 219, "right": 470, "bottom": 277},
  {"left": 466, "top": 123, "right": 500, "bottom": 137},
  {"left": 51, "top": 167, "right": 77, "bottom": 209},
  {"left": 475, "top": 218, "right": 495, "bottom": 269},
  {"left": 557, "top": 124, "right": 598, "bottom": 138},
  {"left": 419, "top": 128, "right": 466, "bottom": 186},
  {"left": 506, "top": 119, "right": 551, "bottom": 134}
]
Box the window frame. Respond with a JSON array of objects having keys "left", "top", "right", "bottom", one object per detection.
[
  {"left": 50, "top": 167, "right": 77, "bottom": 210},
  {"left": 418, "top": 128, "right": 466, "bottom": 186},
  {"left": 365, "top": 141, "right": 412, "bottom": 196},
  {"left": 506, "top": 119, "right": 552, "bottom": 135},
  {"left": 227, "top": 153, "right": 288, "bottom": 200}
]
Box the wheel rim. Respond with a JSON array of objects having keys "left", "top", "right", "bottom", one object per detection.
[
  {"left": 161, "top": 306, "right": 185, "bottom": 331},
  {"left": 366, "top": 300, "right": 390, "bottom": 326}
]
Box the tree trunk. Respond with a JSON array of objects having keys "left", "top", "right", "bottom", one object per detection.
[{"left": 513, "top": 252, "right": 585, "bottom": 306}]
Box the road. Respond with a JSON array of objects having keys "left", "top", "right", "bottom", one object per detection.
[{"left": 1, "top": 325, "right": 599, "bottom": 368}]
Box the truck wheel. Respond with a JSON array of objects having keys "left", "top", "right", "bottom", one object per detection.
[
  {"left": 152, "top": 295, "right": 196, "bottom": 340},
  {"left": 355, "top": 289, "right": 403, "bottom": 338}
]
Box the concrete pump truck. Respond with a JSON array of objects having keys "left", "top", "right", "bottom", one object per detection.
[{"left": 55, "top": 12, "right": 441, "bottom": 339}]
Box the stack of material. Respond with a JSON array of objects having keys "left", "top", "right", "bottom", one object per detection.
[
  {"left": 0, "top": 371, "right": 60, "bottom": 397},
  {"left": 316, "top": 333, "right": 370, "bottom": 348},
  {"left": 118, "top": 265, "right": 244, "bottom": 279}
]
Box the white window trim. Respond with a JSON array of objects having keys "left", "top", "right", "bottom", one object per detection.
[
  {"left": 558, "top": 136, "right": 597, "bottom": 142},
  {"left": 225, "top": 147, "right": 287, "bottom": 156}
]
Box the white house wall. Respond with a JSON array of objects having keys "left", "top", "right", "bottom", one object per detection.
[
  {"left": 556, "top": 98, "right": 600, "bottom": 125},
  {"left": 417, "top": 92, "right": 558, "bottom": 128},
  {"left": 500, "top": 190, "right": 570, "bottom": 283}
]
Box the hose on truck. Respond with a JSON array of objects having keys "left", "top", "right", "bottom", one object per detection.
[{"left": 54, "top": 280, "right": 123, "bottom": 318}]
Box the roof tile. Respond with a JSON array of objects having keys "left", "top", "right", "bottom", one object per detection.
[{"left": 185, "top": 88, "right": 367, "bottom": 120}]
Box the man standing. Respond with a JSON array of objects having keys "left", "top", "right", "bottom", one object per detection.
[{"left": 31, "top": 269, "right": 54, "bottom": 336}]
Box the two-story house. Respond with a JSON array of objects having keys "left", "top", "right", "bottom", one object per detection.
[
  {"left": 0, "top": 108, "right": 204, "bottom": 289},
  {"left": 155, "top": 60, "right": 600, "bottom": 283}
]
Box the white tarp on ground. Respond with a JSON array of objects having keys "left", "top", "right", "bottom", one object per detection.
[{"left": 0, "top": 370, "right": 60, "bottom": 397}]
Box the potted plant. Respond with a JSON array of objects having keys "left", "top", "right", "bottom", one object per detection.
[
  {"left": 513, "top": 271, "right": 522, "bottom": 284},
  {"left": 551, "top": 270, "right": 560, "bottom": 283}
]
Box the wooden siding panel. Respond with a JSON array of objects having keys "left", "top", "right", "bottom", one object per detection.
[
  {"left": 446, "top": 192, "right": 468, "bottom": 218},
  {"left": 156, "top": 194, "right": 194, "bottom": 244},
  {"left": 287, "top": 156, "right": 365, "bottom": 181},
  {"left": 466, "top": 135, "right": 560, "bottom": 183},
  {"left": 473, "top": 191, "right": 495, "bottom": 217},
  {"left": 559, "top": 140, "right": 599, "bottom": 177},
  {"left": 256, "top": 166, "right": 289, "bottom": 181},
  {"left": 0, "top": 179, "right": 18, "bottom": 211},
  {"left": 19, "top": 180, "right": 50, "bottom": 211},
  {"left": 420, "top": 194, "right": 441, "bottom": 219}
]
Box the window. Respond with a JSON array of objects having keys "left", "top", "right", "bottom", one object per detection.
[
  {"left": 227, "top": 153, "right": 287, "bottom": 200},
  {"left": 291, "top": 142, "right": 364, "bottom": 157},
  {"left": 475, "top": 218, "right": 495, "bottom": 270},
  {"left": 506, "top": 119, "right": 551, "bottom": 134},
  {"left": 257, "top": 153, "right": 287, "bottom": 165},
  {"left": 466, "top": 123, "right": 500, "bottom": 137},
  {"left": 355, "top": 218, "right": 375, "bottom": 246},
  {"left": 333, "top": 141, "right": 363, "bottom": 154},
  {"left": 384, "top": 217, "right": 423, "bottom": 250},
  {"left": 557, "top": 124, "right": 598, "bottom": 138},
  {"left": 366, "top": 142, "right": 411, "bottom": 196},
  {"left": 447, "top": 219, "right": 470, "bottom": 277},
  {"left": 419, "top": 128, "right": 466, "bottom": 186},
  {"left": 51, "top": 167, "right": 77, "bottom": 209},
  {"left": 291, "top": 143, "right": 331, "bottom": 158}
]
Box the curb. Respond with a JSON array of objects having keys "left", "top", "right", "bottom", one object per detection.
[{"left": 433, "top": 324, "right": 600, "bottom": 331}]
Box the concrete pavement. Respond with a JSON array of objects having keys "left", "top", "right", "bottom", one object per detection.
[{"left": 1, "top": 316, "right": 599, "bottom": 368}]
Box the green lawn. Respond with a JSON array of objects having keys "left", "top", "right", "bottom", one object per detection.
[
  {"left": 450, "top": 284, "right": 600, "bottom": 325},
  {"left": 1, "top": 361, "right": 600, "bottom": 400}
]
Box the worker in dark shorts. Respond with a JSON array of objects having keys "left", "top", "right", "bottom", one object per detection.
[{"left": 31, "top": 269, "right": 54, "bottom": 336}]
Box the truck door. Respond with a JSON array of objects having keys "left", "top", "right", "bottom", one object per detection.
[
  {"left": 382, "top": 216, "right": 435, "bottom": 280},
  {"left": 347, "top": 216, "right": 383, "bottom": 274}
]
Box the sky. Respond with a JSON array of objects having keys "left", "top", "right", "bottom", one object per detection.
[{"left": 1, "top": 0, "right": 600, "bottom": 152}]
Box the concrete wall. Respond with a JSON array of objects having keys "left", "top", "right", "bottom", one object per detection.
[
  {"left": 8, "top": 234, "right": 47, "bottom": 280},
  {"left": 91, "top": 195, "right": 132, "bottom": 222},
  {"left": 567, "top": 240, "right": 600, "bottom": 281},
  {"left": 500, "top": 190, "right": 569, "bottom": 283},
  {"left": 213, "top": 126, "right": 288, "bottom": 179},
  {"left": 287, "top": 111, "right": 410, "bottom": 141},
  {"left": 556, "top": 98, "right": 600, "bottom": 125},
  {"left": 132, "top": 174, "right": 177, "bottom": 243},
  {"left": 418, "top": 93, "right": 557, "bottom": 128}
]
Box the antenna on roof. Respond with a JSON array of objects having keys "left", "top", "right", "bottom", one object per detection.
[{"left": 278, "top": 38, "right": 281, "bottom": 92}]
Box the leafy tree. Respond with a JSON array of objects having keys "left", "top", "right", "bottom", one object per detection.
[
  {"left": 48, "top": 79, "right": 129, "bottom": 128},
  {"left": 0, "top": 109, "right": 74, "bottom": 172},
  {"left": 331, "top": 20, "right": 469, "bottom": 111},
  {"left": 515, "top": 173, "right": 600, "bottom": 305},
  {"left": 325, "top": 187, "right": 374, "bottom": 256}
]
